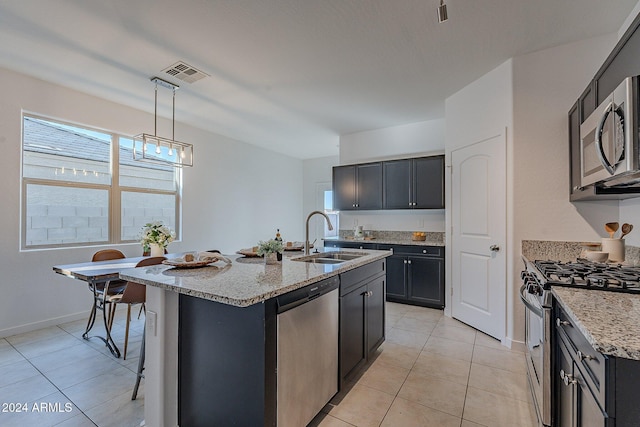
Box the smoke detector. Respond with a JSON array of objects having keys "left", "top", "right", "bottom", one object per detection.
[{"left": 162, "top": 61, "right": 208, "bottom": 84}]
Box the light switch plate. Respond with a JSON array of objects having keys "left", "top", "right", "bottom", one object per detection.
[{"left": 147, "top": 310, "right": 157, "bottom": 336}]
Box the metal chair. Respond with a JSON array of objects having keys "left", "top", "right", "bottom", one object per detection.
[
  {"left": 107, "top": 256, "right": 165, "bottom": 360},
  {"left": 84, "top": 250, "right": 128, "bottom": 340}
]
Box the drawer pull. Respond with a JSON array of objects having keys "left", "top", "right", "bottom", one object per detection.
[
  {"left": 560, "top": 370, "right": 577, "bottom": 386},
  {"left": 577, "top": 350, "right": 595, "bottom": 361},
  {"left": 556, "top": 318, "right": 571, "bottom": 327}
]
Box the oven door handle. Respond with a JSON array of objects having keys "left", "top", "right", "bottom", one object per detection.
[{"left": 519, "top": 284, "right": 544, "bottom": 318}]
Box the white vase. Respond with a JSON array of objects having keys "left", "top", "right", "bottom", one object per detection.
[
  {"left": 149, "top": 243, "right": 164, "bottom": 257},
  {"left": 264, "top": 252, "right": 278, "bottom": 265}
]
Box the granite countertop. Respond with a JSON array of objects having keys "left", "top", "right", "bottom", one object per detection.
[
  {"left": 119, "top": 249, "right": 391, "bottom": 308},
  {"left": 552, "top": 287, "right": 640, "bottom": 360},
  {"left": 325, "top": 237, "right": 445, "bottom": 247}
]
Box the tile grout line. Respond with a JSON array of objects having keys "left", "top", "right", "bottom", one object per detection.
[{"left": 4, "top": 328, "right": 99, "bottom": 426}]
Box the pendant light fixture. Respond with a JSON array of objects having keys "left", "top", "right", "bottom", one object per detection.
[
  {"left": 437, "top": 0, "right": 448, "bottom": 23},
  {"left": 133, "top": 77, "right": 194, "bottom": 167}
]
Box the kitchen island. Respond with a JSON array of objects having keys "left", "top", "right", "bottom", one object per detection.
[{"left": 119, "top": 249, "right": 391, "bottom": 427}]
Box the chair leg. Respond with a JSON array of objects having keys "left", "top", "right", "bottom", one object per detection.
[
  {"left": 137, "top": 303, "right": 145, "bottom": 319},
  {"left": 108, "top": 303, "right": 116, "bottom": 331},
  {"left": 124, "top": 305, "right": 132, "bottom": 360}
]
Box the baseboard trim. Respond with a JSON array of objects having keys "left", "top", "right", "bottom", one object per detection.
[{"left": 0, "top": 311, "right": 89, "bottom": 338}]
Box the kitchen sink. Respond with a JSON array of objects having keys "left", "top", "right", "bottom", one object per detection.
[
  {"left": 292, "top": 251, "right": 366, "bottom": 265},
  {"left": 297, "top": 258, "right": 345, "bottom": 264}
]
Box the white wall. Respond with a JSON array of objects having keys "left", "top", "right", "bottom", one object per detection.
[
  {"left": 340, "top": 120, "right": 445, "bottom": 165},
  {"left": 511, "top": 34, "right": 619, "bottom": 344},
  {"left": 444, "top": 59, "right": 514, "bottom": 342},
  {"left": 337, "top": 119, "right": 446, "bottom": 233},
  {"left": 0, "top": 68, "right": 303, "bottom": 337}
]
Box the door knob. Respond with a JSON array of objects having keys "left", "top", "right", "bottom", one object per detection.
[{"left": 490, "top": 245, "right": 500, "bottom": 252}]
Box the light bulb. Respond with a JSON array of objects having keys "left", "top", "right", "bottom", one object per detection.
[
  {"left": 61, "top": 167, "right": 65, "bottom": 174},
  {"left": 143, "top": 142, "right": 147, "bottom": 152},
  {"left": 155, "top": 144, "right": 161, "bottom": 154},
  {"left": 168, "top": 144, "right": 174, "bottom": 156},
  {"left": 181, "top": 147, "right": 185, "bottom": 159}
]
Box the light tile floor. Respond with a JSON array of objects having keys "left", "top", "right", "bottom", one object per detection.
[
  {"left": 0, "top": 302, "right": 537, "bottom": 427},
  {"left": 311, "top": 302, "right": 538, "bottom": 427},
  {"left": 0, "top": 308, "right": 145, "bottom": 427}
]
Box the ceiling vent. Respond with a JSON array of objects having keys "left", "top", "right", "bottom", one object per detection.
[{"left": 161, "top": 61, "right": 208, "bottom": 84}]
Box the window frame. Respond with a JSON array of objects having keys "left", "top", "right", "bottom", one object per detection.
[{"left": 20, "top": 112, "right": 182, "bottom": 250}]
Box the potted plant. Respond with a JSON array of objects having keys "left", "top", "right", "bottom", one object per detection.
[
  {"left": 256, "top": 239, "right": 284, "bottom": 264},
  {"left": 140, "top": 221, "right": 176, "bottom": 256}
]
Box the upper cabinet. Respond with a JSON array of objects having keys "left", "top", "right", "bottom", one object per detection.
[
  {"left": 595, "top": 13, "right": 640, "bottom": 106},
  {"left": 333, "top": 155, "right": 444, "bottom": 211},
  {"left": 333, "top": 162, "right": 383, "bottom": 210},
  {"left": 568, "top": 12, "right": 640, "bottom": 201},
  {"left": 383, "top": 156, "right": 444, "bottom": 209}
]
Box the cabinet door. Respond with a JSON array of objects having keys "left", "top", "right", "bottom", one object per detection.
[
  {"left": 414, "top": 156, "right": 444, "bottom": 209},
  {"left": 569, "top": 101, "right": 582, "bottom": 199},
  {"left": 366, "top": 275, "right": 385, "bottom": 356},
  {"left": 556, "top": 339, "right": 575, "bottom": 427},
  {"left": 333, "top": 165, "right": 356, "bottom": 210},
  {"left": 408, "top": 256, "right": 444, "bottom": 308},
  {"left": 356, "top": 163, "right": 382, "bottom": 210},
  {"left": 385, "top": 255, "right": 407, "bottom": 299},
  {"left": 383, "top": 159, "right": 412, "bottom": 209},
  {"left": 340, "top": 285, "right": 366, "bottom": 382},
  {"left": 595, "top": 20, "right": 640, "bottom": 106},
  {"left": 575, "top": 366, "right": 608, "bottom": 427}
]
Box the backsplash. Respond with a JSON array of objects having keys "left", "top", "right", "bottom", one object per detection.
[
  {"left": 339, "top": 230, "right": 444, "bottom": 243},
  {"left": 522, "top": 240, "right": 640, "bottom": 266}
]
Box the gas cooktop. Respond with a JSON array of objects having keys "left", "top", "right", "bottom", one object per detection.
[{"left": 533, "top": 259, "right": 640, "bottom": 293}]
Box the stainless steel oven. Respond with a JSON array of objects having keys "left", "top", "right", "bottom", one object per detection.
[{"left": 520, "top": 266, "right": 552, "bottom": 427}]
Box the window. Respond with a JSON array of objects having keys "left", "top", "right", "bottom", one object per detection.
[
  {"left": 21, "top": 115, "right": 180, "bottom": 249},
  {"left": 323, "top": 190, "right": 338, "bottom": 238}
]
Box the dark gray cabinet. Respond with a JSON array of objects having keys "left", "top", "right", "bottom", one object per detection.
[
  {"left": 332, "top": 162, "right": 382, "bottom": 210},
  {"left": 595, "top": 13, "right": 640, "bottom": 107},
  {"left": 339, "top": 259, "right": 386, "bottom": 385},
  {"left": 553, "top": 300, "right": 640, "bottom": 427},
  {"left": 568, "top": 11, "right": 640, "bottom": 201},
  {"left": 333, "top": 155, "right": 444, "bottom": 211},
  {"left": 383, "top": 156, "right": 444, "bottom": 209},
  {"left": 378, "top": 244, "right": 444, "bottom": 309}
]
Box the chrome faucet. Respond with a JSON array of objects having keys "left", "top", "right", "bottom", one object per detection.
[{"left": 305, "top": 211, "right": 333, "bottom": 255}]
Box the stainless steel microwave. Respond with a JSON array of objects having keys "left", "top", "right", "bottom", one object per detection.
[{"left": 580, "top": 76, "right": 639, "bottom": 189}]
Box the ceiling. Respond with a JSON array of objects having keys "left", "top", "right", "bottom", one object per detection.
[{"left": 0, "top": 0, "right": 637, "bottom": 159}]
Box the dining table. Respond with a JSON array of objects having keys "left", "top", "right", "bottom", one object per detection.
[{"left": 53, "top": 253, "right": 178, "bottom": 400}]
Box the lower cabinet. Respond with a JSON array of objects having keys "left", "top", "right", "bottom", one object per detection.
[
  {"left": 339, "top": 259, "right": 386, "bottom": 386},
  {"left": 554, "top": 300, "right": 640, "bottom": 426},
  {"left": 379, "top": 244, "right": 444, "bottom": 308}
]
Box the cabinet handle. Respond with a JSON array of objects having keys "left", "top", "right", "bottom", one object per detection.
[
  {"left": 363, "top": 290, "right": 373, "bottom": 297},
  {"left": 577, "top": 350, "right": 595, "bottom": 361},
  {"left": 556, "top": 318, "right": 571, "bottom": 327},
  {"left": 404, "top": 260, "right": 407, "bottom": 264},
  {"left": 407, "top": 260, "right": 412, "bottom": 264},
  {"left": 560, "top": 369, "right": 577, "bottom": 386},
  {"left": 423, "top": 249, "right": 427, "bottom": 253}
]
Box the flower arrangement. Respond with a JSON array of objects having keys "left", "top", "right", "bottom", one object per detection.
[
  {"left": 256, "top": 239, "right": 284, "bottom": 256},
  {"left": 140, "top": 221, "right": 175, "bottom": 251}
]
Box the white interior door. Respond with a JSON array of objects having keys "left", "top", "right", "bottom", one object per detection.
[{"left": 451, "top": 134, "right": 506, "bottom": 340}]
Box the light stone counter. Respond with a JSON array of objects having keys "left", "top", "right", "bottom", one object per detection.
[
  {"left": 119, "top": 249, "right": 391, "bottom": 307},
  {"left": 325, "top": 237, "right": 445, "bottom": 247},
  {"left": 553, "top": 287, "right": 640, "bottom": 360}
]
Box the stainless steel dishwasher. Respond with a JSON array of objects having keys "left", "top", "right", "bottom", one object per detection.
[{"left": 276, "top": 276, "right": 339, "bottom": 427}]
